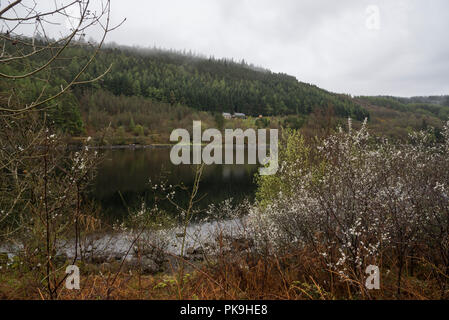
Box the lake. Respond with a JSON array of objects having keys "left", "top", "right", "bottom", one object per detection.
[{"left": 91, "top": 147, "right": 259, "bottom": 221}]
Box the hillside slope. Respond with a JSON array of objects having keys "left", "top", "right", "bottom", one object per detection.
[
  {"left": 77, "top": 44, "right": 369, "bottom": 120},
  {"left": 356, "top": 96, "right": 448, "bottom": 140},
  {"left": 2, "top": 36, "right": 447, "bottom": 142}
]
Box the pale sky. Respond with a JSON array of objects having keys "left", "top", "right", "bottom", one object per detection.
[{"left": 3, "top": 0, "right": 449, "bottom": 97}]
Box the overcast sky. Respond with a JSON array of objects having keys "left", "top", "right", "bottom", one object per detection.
[{"left": 4, "top": 0, "right": 449, "bottom": 97}]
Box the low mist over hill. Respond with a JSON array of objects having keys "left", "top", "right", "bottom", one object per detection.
[{"left": 2, "top": 37, "right": 448, "bottom": 142}]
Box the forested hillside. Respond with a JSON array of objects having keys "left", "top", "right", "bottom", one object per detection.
[
  {"left": 0, "top": 37, "right": 368, "bottom": 126},
  {"left": 357, "top": 95, "right": 449, "bottom": 120},
  {"left": 93, "top": 45, "right": 369, "bottom": 120},
  {"left": 2, "top": 36, "right": 448, "bottom": 143},
  {"left": 356, "top": 95, "right": 449, "bottom": 140}
]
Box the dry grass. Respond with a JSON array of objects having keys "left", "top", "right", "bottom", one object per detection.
[{"left": 0, "top": 248, "right": 444, "bottom": 300}]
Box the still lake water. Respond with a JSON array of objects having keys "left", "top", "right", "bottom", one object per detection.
[{"left": 92, "top": 147, "right": 259, "bottom": 220}]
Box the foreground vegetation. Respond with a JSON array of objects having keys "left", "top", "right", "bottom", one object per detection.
[
  {"left": 1, "top": 121, "right": 448, "bottom": 300},
  {"left": 1, "top": 253, "right": 446, "bottom": 300}
]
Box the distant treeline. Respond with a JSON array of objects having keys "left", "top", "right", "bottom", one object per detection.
[
  {"left": 77, "top": 89, "right": 217, "bottom": 144},
  {"left": 357, "top": 96, "right": 449, "bottom": 120}
]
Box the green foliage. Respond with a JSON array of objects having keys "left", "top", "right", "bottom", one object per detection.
[
  {"left": 283, "top": 115, "right": 306, "bottom": 130},
  {"left": 0, "top": 39, "right": 85, "bottom": 135},
  {"left": 214, "top": 112, "right": 225, "bottom": 130},
  {"left": 255, "top": 117, "right": 270, "bottom": 128},
  {"left": 256, "top": 129, "right": 315, "bottom": 207},
  {"left": 133, "top": 124, "right": 145, "bottom": 137},
  {"left": 4, "top": 37, "right": 369, "bottom": 138},
  {"left": 117, "top": 126, "right": 126, "bottom": 144},
  {"left": 96, "top": 46, "right": 369, "bottom": 119},
  {"left": 16, "top": 41, "right": 366, "bottom": 121},
  {"left": 4, "top": 35, "right": 448, "bottom": 142},
  {"left": 78, "top": 89, "right": 215, "bottom": 144},
  {"left": 47, "top": 94, "right": 85, "bottom": 135},
  {"left": 358, "top": 96, "right": 449, "bottom": 121},
  {"left": 444, "top": 96, "right": 449, "bottom": 107}
]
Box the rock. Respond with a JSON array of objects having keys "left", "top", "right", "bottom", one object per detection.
[
  {"left": 133, "top": 246, "right": 157, "bottom": 258},
  {"left": 87, "top": 253, "right": 109, "bottom": 264},
  {"left": 186, "top": 247, "right": 204, "bottom": 256},
  {"left": 126, "top": 257, "right": 160, "bottom": 275},
  {"left": 185, "top": 247, "right": 205, "bottom": 262},
  {"left": 141, "top": 258, "right": 159, "bottom": 274}
]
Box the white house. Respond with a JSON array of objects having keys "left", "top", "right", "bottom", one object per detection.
[
  {"left": 233, "top": 113, "right": 246, "bottom": 119},
  {"left": 222, "top": 112, "right": 232, "bottom": 119}
]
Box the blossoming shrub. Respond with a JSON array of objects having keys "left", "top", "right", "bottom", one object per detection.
[{"left": 250, "top": 119, "right": 449, "bottom": 295}]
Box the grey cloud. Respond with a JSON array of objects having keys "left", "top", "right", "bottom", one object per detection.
[{"left": 4, "top": 0, "right": 448, "bottom": 96}]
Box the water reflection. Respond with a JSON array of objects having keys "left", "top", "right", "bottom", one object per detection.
[{"left": 92, "top": 148, "right": 258, "bottom": 220}]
